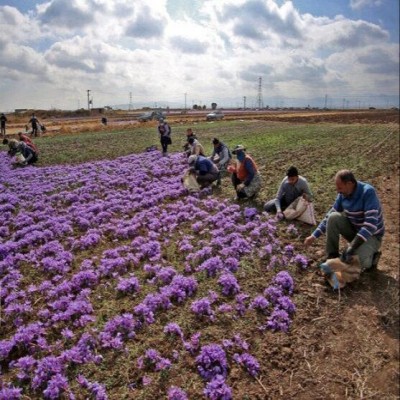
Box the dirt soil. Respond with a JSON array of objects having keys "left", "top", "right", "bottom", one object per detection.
[
  {"left": 3, "top": 109, "right": 398, "bottom": 398},
  {"left": 5, "top": 109, "right": 399, "bottom": 136},
  {"left": 266, "top": 171, "right": 399, "bottom": 399}
]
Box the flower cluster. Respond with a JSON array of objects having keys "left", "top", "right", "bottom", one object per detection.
[
  {"left": 0, "top": 148, "right": 305, "bottom": 398},
  {"left": 196, "top": 344, "right": 229, "bottom": 381},
  {"left": 137, "top": 348, "right": 171, "bottom": 372}
]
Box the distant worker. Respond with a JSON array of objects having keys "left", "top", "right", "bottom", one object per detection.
[
  {"left": 17, "top": 132, "right": 39, "bottom": 153},
  {"left": 187, "top": 154, "right": 219, "bottom": 188},
  {"left": 229, "top": 145, "right": 261, "bottom": 200},
  {"left": 304, "top": 170, "right": 384, "bottom": 272},
  {"left": 101, "top": 117, "right": 108, "bottom": 125},
  {"left": 264, "top": 166, "right": 313, "bottom": 218},
  {"left": 1, "top": 113, "right": 7, "bottom": 137},
  {"left": 29, "top": 114, "right": 40, "bottom": 137},
  {"left": 158, "top": 118, "right": 172, "bottom": 156}
]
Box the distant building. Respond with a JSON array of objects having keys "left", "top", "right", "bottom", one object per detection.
[{"left": 14, "top": 109, "right": 28, "bottom": 113}]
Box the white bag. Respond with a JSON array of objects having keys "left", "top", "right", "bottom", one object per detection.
[
  {"left": 183, "top": 170, "right": 200, "bottom": 192},
  {"left": 14, "top": 152, "right": 26, "bottom": 165},
  {"left": 283, "top": 197, "right": 316, "bottom": 225}
]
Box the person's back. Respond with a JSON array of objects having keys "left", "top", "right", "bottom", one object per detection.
[
  {"left": 18, "top": 133, "right": 39, "bottom": 153},
  {"left": 194, "top": 155, "right": 212, "bottom": 173}
]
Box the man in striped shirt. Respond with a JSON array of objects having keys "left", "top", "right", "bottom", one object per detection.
[{"left": 304, "top": 170, "right": 384, "bottom": 271}]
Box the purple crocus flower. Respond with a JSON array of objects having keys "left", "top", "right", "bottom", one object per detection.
[
  {"left": 233, "top": 353, "right": 260, "bottom": 377},
  {"left": 203, "top": 375, "right": 232, "bottom": 400},
  {"left": 167, "top": 386, "right": 188, "bottom": 400},
  {"left": 272, "top": 271, "right": 294, "bottom": 295},
  {"left": 196, "top": 344, "right": 228, "bottom": 381},
  {"left": 217, "top": 273, "right": 240, "bottom": 296}
]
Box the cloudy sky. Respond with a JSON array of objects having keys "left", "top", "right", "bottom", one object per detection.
[{"left": 0, "top": 0, "right": 399, "bottom": 111}]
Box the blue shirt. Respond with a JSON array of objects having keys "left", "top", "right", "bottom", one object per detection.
[
  {"left": 195, "top": 156, "right": 217, "bottom": 175},
  {"left": 313, "top": 181, "right": 385, "bottom": 241}
]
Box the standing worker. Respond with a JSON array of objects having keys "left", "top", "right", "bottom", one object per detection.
[
  {"left": 29, "top": 113, "right": 40, "bottom": 137},
  {"left": 158, "top": 118, "right": 172, "bottom": 156},
  {"left": 0, "top": 113, "right": 7, "bottom": 138}
]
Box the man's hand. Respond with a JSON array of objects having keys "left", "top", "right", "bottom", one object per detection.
[
  {"left": 277, "top": 211, "right": 284, "bottom": 220},
  {"left": 304, "top": 235, "right": 316, "bottom": 246},
  {"left": 340, "top": 247, "right": 354, "bottom": 264},
  {"left": 237, "top": 183, "right": 245, "bottom": 191}
]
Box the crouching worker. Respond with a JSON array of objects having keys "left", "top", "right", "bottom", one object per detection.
[
  {"left": 186, "top": 154, "right": 219, "bottom": 189},
  {"left": 264, "top": 166, "right": 313, "bottom": 220},
  {"left": 229, "top": 145, "right": 261, "bottom": 200},
  {"left": 304, "top": 170, "right": 384, "bottom": 289},
  {"left": 4, "top": 139, "right": 38, "bottom": 166},
  {"left": 209, "top": 138, "right": 232, "bottom": 185}
]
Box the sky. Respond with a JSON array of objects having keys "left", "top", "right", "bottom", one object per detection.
[{"left": 0, "top": 0, "right": 399, "bottom": 111}]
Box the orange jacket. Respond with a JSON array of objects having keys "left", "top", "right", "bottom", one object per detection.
[{"left": 237, "top": 155, "right": 258, "bottom": 182}]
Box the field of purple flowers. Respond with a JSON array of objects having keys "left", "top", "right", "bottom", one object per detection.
[{"left": 0, "top": 147, "right": 311, "bottom": 399}]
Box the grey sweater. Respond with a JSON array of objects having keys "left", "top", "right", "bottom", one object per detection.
[{"left": 275, "top": 175, "right": 313, "bottom": 212}]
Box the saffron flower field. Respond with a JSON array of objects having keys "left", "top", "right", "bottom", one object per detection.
[{"left": 0, "top": 149, "right": 309, "bottom": 399}]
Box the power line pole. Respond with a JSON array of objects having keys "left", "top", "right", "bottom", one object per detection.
[
  {"left": 184, "top": 93, "right": 187, "bottom": 110},
  {"left": 243, "top": 96, "right": 246, "bottom": 109},
  {"left": 257, "top": 77, "right": 263, "bottom": 109},
  {"left": 129, "top": 92, "right": 132, "bottom": 111},
  {"left": 87, "top": 90, "right": 91, "bottom": 111},
  {"left": 324, "top": 94, "right": 328, "bottom": 109}
]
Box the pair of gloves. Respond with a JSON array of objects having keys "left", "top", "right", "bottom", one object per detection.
[{"left": 340, "top": 236, "right": 364, "bottom": 263}]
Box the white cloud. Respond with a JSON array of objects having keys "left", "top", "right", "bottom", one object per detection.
[
  {"left": 0, "top": 0, "right": 398, "bottom": 110},
  {"left": 350, "top": 0, "right": 383, "bottom": 10}
]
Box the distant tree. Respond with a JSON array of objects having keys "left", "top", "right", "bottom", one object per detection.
[
  {"left": 202, "top": 105, "right": 206, "bottom": 110},
  {"left": 211, "top": 103, "right": 217, "bottom": 110},
  {"left": 193, "top": 104, "right": 198, "bottom": 109}
]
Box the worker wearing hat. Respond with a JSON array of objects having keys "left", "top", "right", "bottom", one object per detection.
[{"left": 230, "top": 145, "right": 261, "bottom": 200}]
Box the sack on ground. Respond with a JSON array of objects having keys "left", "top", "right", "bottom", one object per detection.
[
  {"left": 320, "top": 256, "right": 361, "bottom": 289},
  {"left": 14, "top": 152, "right": 26, "bottom": 164},
  {"left": 183, "top": 170, "right": 200, "bottom": 192},
  {"left": 283, "top": 197, "right": 316, "bottom": 225}
]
